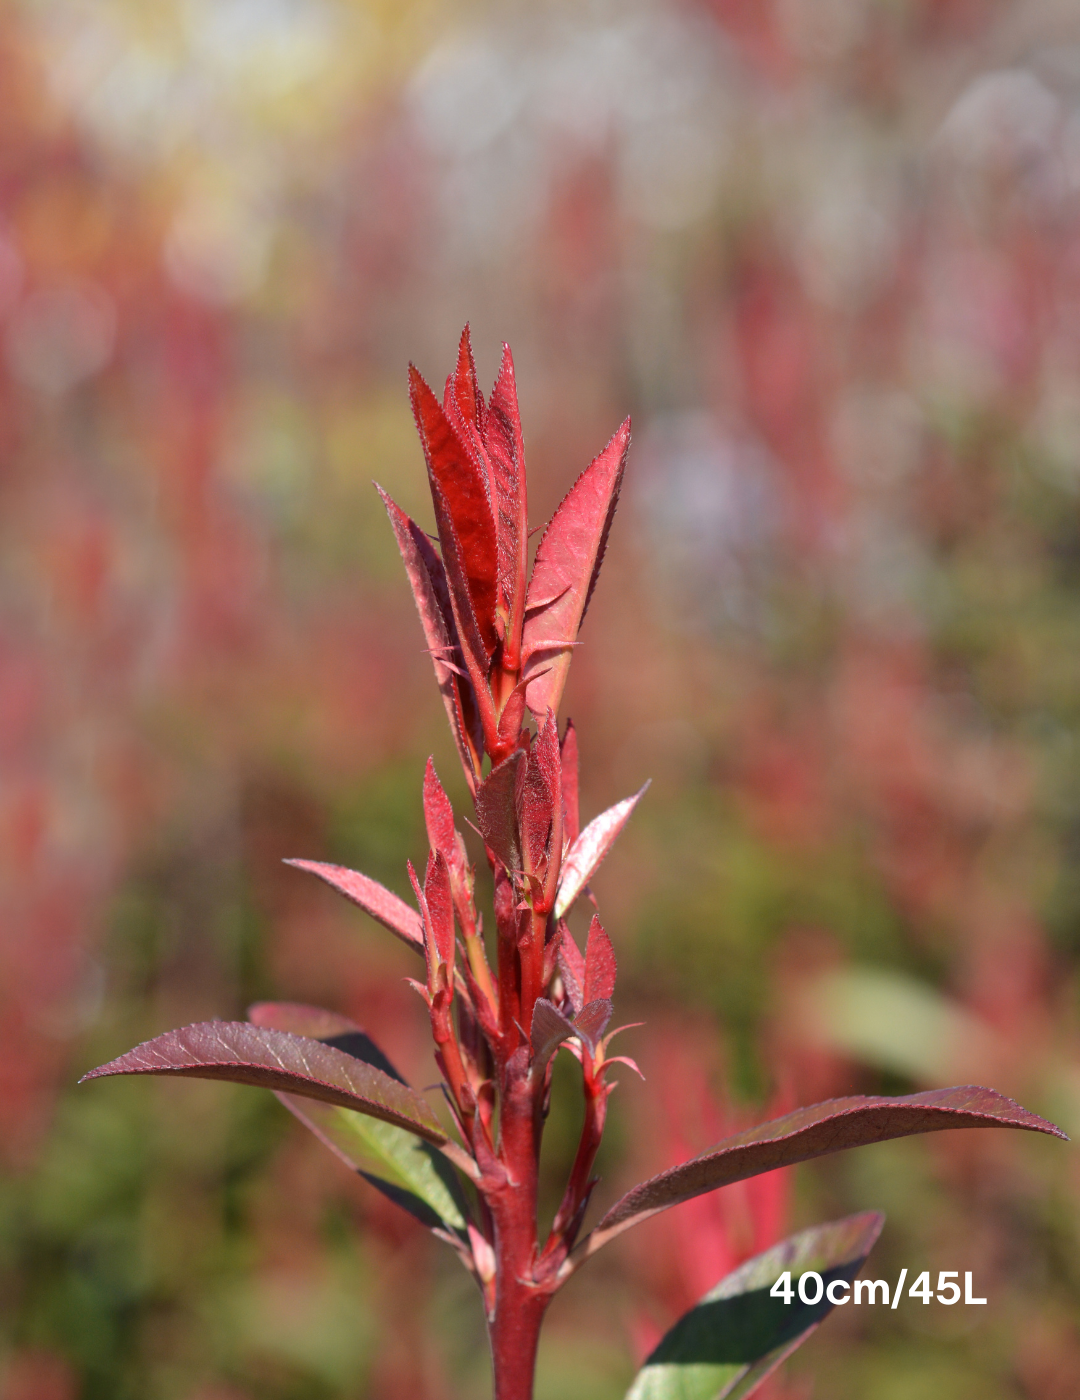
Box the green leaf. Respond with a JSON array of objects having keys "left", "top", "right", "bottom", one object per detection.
[
  {"left": 247, "top": 1001, "right": 470, "bottom": 1235},
  {"left": 625, "top": 1212, "right": 884, "bottom": 1400},
  {"left": 277, "top": 1094, "right": 470, "bottom": 1235}
]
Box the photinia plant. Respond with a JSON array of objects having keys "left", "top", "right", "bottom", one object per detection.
[{"left": 82, "top": 329, "right": 1066, "bottom": 1400}]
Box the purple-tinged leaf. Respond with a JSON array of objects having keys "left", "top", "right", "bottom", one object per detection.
[
  {"left": 554, "top": 782, "right": 648, "bottom": 919},
  {"left": 560, "top": 719, "right": 581, "bottom": 848},
  {"left": 579, "top": 1086, "right": 1066, "bottom": 1261},
  {"left": 285, "top": 859, "right": 423, "bottom": 951},
  {"left": 522, "top": 417, "right": 630, "bottom": 720},
  {"left": 573, "top": 998, "right": 613, "bottom": 1054},
  {"left": 531, "top": 998, "right": 575, "bottom": 1078},
  {"left": 624, "top": 1213, "right": 885, "bottom": 1400},
  {"left": 377, "top": 486, "right": 481, "bottom": 788},
  {"left": 410, "top": 365, "right": 499, "bottom": 658},
  {"left": 248, "top": 1001, "right": 407, "bottom": 1084},
  {"left": 80, "top": 1021, "right": 448, "bottom": 1144},
  {"left": 584, "top": 915, "right": 616, "bottom": 1004},
  {"left": 475, "top": 750, "right": 525, "bottom": 873}
]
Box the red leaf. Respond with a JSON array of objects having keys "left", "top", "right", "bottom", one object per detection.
[
  {"left": 557, "top": 924, "right": 585, "bottom": 1014},
  {"left": 475, "top": 750, "right": 526, "bottom": 873},
  {"left": 559, "top": 719, "right": 581, "bottom": 848},
  {"left": 444, "top": 325, "right": 483, "bottom": 442},
  {"left": 423, "top": 757, "right": 457, "bottom": 858},
  {"left": 584, "top": 915, "right": 616, "bottom": 1003},
  {"left": 285, "top": 859, "right": 423, "bottom": 951},
  {"left": 378, "top": 486, "right": 481, "bottom": 787},
  {"left": 554, "top": 782, "right": 648, "bottom": 919},
  {"left": 410, "top": 365, "right": 498, "bottom": 658},
  {"left": 484, "top": 342, "right": 528, "bottom": 663},
  {"left": 522, "top": 417, "right": 630, "bottom": 720},
  {"left": 80, "top": 1022, "right": 448, "bottom": 1143},
  {"left": 578, "top": 1087, "right": 1067, "bottom": 1260},
  {"left": 521, "top": 712, "right": 561, "bottom": 878},
  {"left": 423, "top": 849, "right": 456, "bottom": 969}
]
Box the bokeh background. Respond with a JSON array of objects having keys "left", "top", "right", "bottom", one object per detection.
[{"left": 2, "top": 0, "right": 1080, "bottom": 1396}]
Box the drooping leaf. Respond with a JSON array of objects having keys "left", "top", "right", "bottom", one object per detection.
[
  {"left": 410, "top": 364, "right": 498, "bottom": 658},
  {"left": 377, "top": 486, "right": 481, "bottom": 788},
  {"left": 584, "top": 915, "right": 616, "bottom": 1004},
  {"left": 625, "top": 1213, "right": 884, "bottom": 1400},
  {"left": 581, "top": 1086, "right": 1065, "bottom": 1260},
  {"left": 522, "top": 417, "right": 631, "bottom": 720},
  {"left": 554, "top": 782, "right": 648, "bottom": 919},
  {"left": 81, "top": 1021, "right": 448, "bottom": 1144},
  {"left": 560, "top": 719, "right": 581, "bottom": 848},
  {"left": 248, "top": 1003, "right": 471, "bottom": 1235},
  {"left": 285, "top": 859, "right": 424, "bottom": 951},
  {"left": 475, "top": 750, "right": 526, "bottom": 873}
]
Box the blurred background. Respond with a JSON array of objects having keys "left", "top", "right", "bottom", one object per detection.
[{"left": 2, "top": 0, "right": 1080, "bottom": 1396}]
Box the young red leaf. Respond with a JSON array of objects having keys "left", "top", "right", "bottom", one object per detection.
[
  {"left": 285, "top": 859, "right": 424, "bottom": 951},
  {"left": 559, "top": 719, "right": 581, "bottom": 848},
  {"left": 410, "top": 364, "right": 499, "bottom": 659},
  {"left": 556, "top": 923, "right": 585, "bottom": 1015},
  {"left": 445, "top": 325, "right": 484, "bottom": 443},
  {"left": 484, "top": 343, "right": 528, "bottom": 664},
  {"left": 625, "top": 1212, "right": 885, "bottom": 1400},
  {"left": 522, "top": 417, "right": 631, "bottom": 720},
  {"left": 575, "top": 1086, "right": 1066, "bottom": 1263},
  {"left": 520, "top": 712, "right": 561, "bottom": 880},
  {"left": 377, "top": 486, "right": 481, "bottom": 787},
  {"left": 554, "top": 782, "right": 648, "bottom": 919},
  {"left": 475, "top": 750, "right": 526, "bottom": 874},
  {"left": 80, "top": 1021, "right": 449, "bottom": 1144},
  {"left": 423, "top": 849, "right": 456, "bottom": 970},
  {"left": 583, "top": 915, "right": 616, "bottom": 1004}
]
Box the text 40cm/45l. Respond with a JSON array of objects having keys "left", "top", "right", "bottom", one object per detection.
[{"left": 771, "top": 1270, "right": 987, "bottom": 1307}]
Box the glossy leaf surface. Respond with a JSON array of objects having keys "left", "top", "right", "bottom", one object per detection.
[
  {"left": 522, "top": 418, "right": 630, "bottom": 720},
  {"left": 584, "top": 1086, "right": 1064, "bottom": 1258},
  {"left": 285, "top": 859, "right": 425, "bottom": 950},
  {"left": 554, "top": 783, "right": 648, "bottom": 919},
  {"left": 81, "top": 1021, "right": 448, "bottom": 1144},
  {"left": 625, "top": 1212, "right": 884, "bottom": 1400},
  {"left": 248, "top": 1003, "right": 469, "bottom": 1233}
]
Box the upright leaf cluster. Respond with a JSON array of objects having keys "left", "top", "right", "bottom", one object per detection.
[{"left": 83, "top": 330, "right": 1065, "bottom": 1400}]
